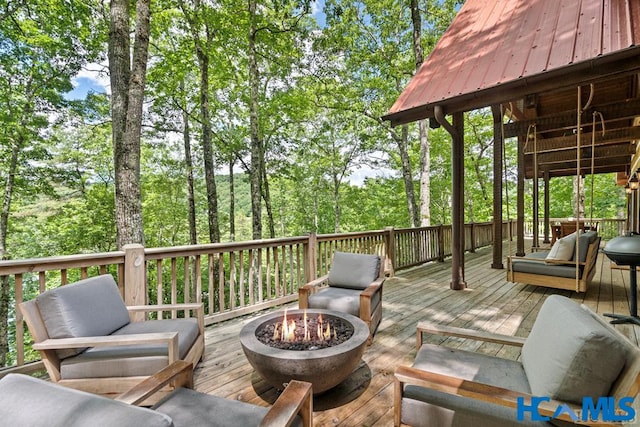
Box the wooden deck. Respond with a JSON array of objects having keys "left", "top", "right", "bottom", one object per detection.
[{"left": 193, "top": 241, "right": 639, "bottom": 426}]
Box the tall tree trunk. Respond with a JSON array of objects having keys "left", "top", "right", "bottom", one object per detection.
[
  {"left": 248, "top": 0, "right": 262, "bottom": 240},
  {"left": 179, "top": 0, "right": 220, "bottom": 243},
  {"left": 195, "top": 43, "right": 220, "bottom": 243},
  {"left": 182, "top": 99, "right": 197, "bottom": 245},
  {"left": 411, "top": 0, "right": 431, "bottom": 226},
  {"left": 397, "top": 125, "right": 419, "bottom": 227},
  {"left": 229, "top": 157, "right": 235, "bottom": 241},
  {"left": 109, "top": 0, "right": 149, "bottom": 249},
  {"left": 0, "top": 143, "right": 19, "bottom": 366},
  {"left": 262, "top": 164, "right": 276, "bottom": 238},
  {"left": 332, "top": 174, "right": 341, "bottom": 233}
]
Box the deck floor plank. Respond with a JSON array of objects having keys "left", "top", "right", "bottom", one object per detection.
[{"left": 194, "top": 240, "right": 639, "bottom": 426}]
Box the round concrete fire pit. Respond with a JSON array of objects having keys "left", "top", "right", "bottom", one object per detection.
[{"left": 240, "top": 309, "right": 369, "bottom": 394}]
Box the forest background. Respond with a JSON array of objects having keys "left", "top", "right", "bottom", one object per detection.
[{"left": 0, "top": 0, "right": 626, "bottom": 260}]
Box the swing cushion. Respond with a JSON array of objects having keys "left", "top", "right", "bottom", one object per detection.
[{"left": 545, "top": 234, "right": 576, "bottom": 263}]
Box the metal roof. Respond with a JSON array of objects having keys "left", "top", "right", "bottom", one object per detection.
[{"left": 384, "top": 0, "right": 640, "bottom": 126}]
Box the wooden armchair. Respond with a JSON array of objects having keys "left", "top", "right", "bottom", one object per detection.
[
  {"left": 299, "top": 252, "right": 385, "bottom": 343},
  {"left": 394, "top": 295, "right": 640, "bottom": 426},
  {"left": 0, "top": 361, "right": 313, "bottom": 427},
  {"left": 19, "top": 274, "right": 204, "bottom": 403}
]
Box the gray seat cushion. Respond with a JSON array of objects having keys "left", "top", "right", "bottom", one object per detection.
[
  {"left": 36, "top": 274, "right": 131, "bottom": 359},
  {"left": 521, "top": 295, "right": 627, "bottom": 403},
  {"left": 153, "top": 387, "right": 302, "bottom": 427},
  {"left": 328, "top": 252, "right": 380, "bottom": 289},
  {"left": 0, "top": 374, "right": 173, "bottom": 427},
  {"left": 307, "top": 286, "right": 381, "bottom": 317},
  {"left": 402, "top": 343, "right": 541, "bottom": 427},
  {"left": 60, "top": 318, "right": 200, "bottom": 379},
  {"left": 511, "top": 251, "right": 583, "bottom": 279}
]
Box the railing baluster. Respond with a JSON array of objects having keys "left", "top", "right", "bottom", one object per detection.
[
  {"left": 230, "top": 252, "right": 236, "bottom": 310},
  {"left": 248, "top": 249, "right": 255, "bottom": 305},
  {"left": 15, "top": 274, "right": 24, "bottom": 366},
  {"left": 208, "top": 254, "right": 214, "bottom": 315},
  {"left": 274, "top": 246, "right": 280, "bottom": 298},
  {"left": 265, "top": 248, "right": 271, "bottom": 300},
  {"left": 218, "top": 254, "right": 225, "bottom": 313},
  {"left": 156, "top": 259, "right": 163, "bottom": 319},
  {"left": 38, "top": 272, "right": 46, "bottom": 294},
  {"left": 239, "top": 250, "right": 245, "bottom": 307},
  {"left": 258, "top": 248, "right": 263, "bottom": 303},
  {"left": 195, "top": 255, "right": 202, "bottom": 304},
  {"left": 171, "top": 258, "right": 177, "bottom": 319},
  {"left": 184, "top": 257, "right": 190, "bottom": 314}
]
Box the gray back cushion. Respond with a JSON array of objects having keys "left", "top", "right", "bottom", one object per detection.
[
  {"left": 36, "top": 274, "right": 131, "bottom": 359},
  {"left": 521, "top": 295, "right": 627, "bottom": 403},
  {"left": 0, "top": 373, "right": 173, "bottom": 427},
  {"left": 328, "top": 252, "right": 381, "bottom": 290},
  {"left": 572, "top": 230, "right": 598, "bottom": 263}
]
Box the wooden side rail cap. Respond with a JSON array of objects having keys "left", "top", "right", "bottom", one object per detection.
[
  {"left": 260, "top": 380, "right": 313, "bottom": 427},
  {"left": 416, "top": 321, "right": 526, "bottom": 350},
  {"left": 116, "top": 361, "right": 194, "bottom": 406}
]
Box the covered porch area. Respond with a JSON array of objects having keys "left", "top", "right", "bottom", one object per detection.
[{"left": 194, "top": 240, "right": 639, "bottom": 426}]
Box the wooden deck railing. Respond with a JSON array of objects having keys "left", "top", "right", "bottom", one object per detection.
[
  {"left": 525, "top": 218, "right": 627, "bottom": 240},
  {"left": 0, "top": 220, "right": 511, "bottom": 374}
]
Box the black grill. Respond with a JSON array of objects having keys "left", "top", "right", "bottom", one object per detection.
[{"left": 602, "top": 235, "right": 640, "bottom": 325}]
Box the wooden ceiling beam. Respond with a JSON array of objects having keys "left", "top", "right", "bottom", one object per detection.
[
  {"left": 526, "top": 161, "right": 630, "bottom": 178},
  {"left": 527, "top": 144, "right": 635, "bottom": 164},
  {"left": 504, "top": 98, "right": 640, "bottom": 138},
  {"left": 522, "top": 127, "right": 640, "bottom": 154}
]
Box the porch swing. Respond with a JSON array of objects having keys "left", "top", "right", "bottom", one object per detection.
[{"left": 506, "top": 86, "right": 602, "bottom": 293}]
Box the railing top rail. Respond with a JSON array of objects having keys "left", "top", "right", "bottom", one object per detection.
[
  {"left": 543, "top": 218, "right": 624, "bottom": 222},
  {"left": 144, "top": 236, "right": 310, "bottom": 260},
  {"left": 316, "top": 230, "right": 386, "bottom": 241},
  {"left": 0, "top": 252, "right": 126, "bottom": 276}
]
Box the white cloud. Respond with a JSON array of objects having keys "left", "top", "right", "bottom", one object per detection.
[{"left": 74, "top": 61, "right": 111, "bottom": 95}]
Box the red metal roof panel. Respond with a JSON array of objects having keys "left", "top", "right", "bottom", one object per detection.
[{"left": 385, "top": 0, "right": 640, "bottom": 124}]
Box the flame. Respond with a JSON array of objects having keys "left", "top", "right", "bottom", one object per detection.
[
  {"left": 303, "top": 310, "right": 310, "bottom": 341},
  {"left": 274, "top": 309, "right": 335, "bottom": 343},
  {"left": 281, "top": 309, "right": 296, "bottom": 341},
  {"left": 323, "top": 323, "right": 331, "bottom": 340}
]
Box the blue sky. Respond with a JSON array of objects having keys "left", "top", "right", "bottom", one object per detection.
[{"left": 66, "top": 76, "right": 107, "bottom": 100}]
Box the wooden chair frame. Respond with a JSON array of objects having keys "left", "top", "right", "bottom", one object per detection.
[
  {"left": 117, "top": 361, "right": 313, "bottom": 427},
  {"left": 394, "top": 310, "right": 640, "bottom": 427},
  {"left": 19, "top": 299, "right": 205, "bottom": 403},
  {"left": 298, "top": 255, "right": 386, "bottom": 343},
  {"left": 507, "top": 236, "right": 601, "bottom": 292}
]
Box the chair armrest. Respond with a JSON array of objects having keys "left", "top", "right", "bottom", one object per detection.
[
  {"left": 127, "top": 303, "right": 203, "bottom": 312},
  {"left": 360, "top": 278, "right": 384, "bottom": 299},
  {"left": 115, "top": 361, "right": 194, "bottom": 405},
  {"left": 298, "top": 275, "right": 329, "bottom": 309},
  {"left": 301, "top": 274, "right": 330, "bottom": 290},
  {"left": 33, "top": 332, "right": 180, "bottom": 362},
  {"left": 260, "top": 380, "right": 313, "bottom": 427},
  {"left": 416, "top": 321, "right": 525, "bottom": 350},
  {"left": 395, "top": 365, "right": 596, "bottom": 425}
]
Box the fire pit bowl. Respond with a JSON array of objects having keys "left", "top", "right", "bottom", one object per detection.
[{"left": 239, "top": 309, "right": 369, "bottom": 394}]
